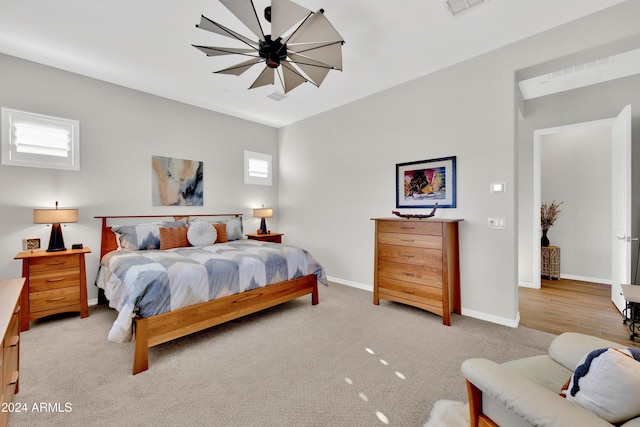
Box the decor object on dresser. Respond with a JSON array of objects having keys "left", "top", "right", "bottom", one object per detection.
[
  {"left": 462, "top": 332, "right": 640, "bottom": 427},
  {"left": 14, "top": 247, "right": 90, "bottom": 332},
  {"left": 541, "top": 245, "right": 560, "bottom": 279},
  {"left": 396, "top": 156, "right": 456, "bottom": 208},
  {"left": 32, "top": 201, "right": 78, "bottom": 252},
  {"left": 372, "top": 217, "right": 462, "bottom": 326},
  {"left": 540, "top": 200, "right": 563, "bottom": 247},
  {"left": 192, "top": 0, "right": 344, "bottom": 94},
  {"left": 94, "top": 214, "right": 326, "bottom": 374},
  {"left": 392, "top": 203, "right": 438, "bottom": 219},
  {"left": 253, "top": 207, "right": 273, "bottom": 234},
  {"left": 0, "top": 278, "right": 23, "bottom": 427}
]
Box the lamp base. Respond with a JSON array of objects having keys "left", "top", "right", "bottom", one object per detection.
[
  {"left": 260, "top": 217, "right": 268, "bottom": 234},
  {"left": 46, "top": 223, "right": 67, "bottom": 252}
]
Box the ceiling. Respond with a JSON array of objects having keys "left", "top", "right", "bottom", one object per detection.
[{"left": 0, "top": 0, "right": 629, "bottom": 128}]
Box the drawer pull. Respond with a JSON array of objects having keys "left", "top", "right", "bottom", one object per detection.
[
  {"left": 401, "top": 272, "right": 415, "bottom": 277},
  {"left": 401, "top": 239, "right": 415, "bottom": 243},
  {"left": 401, "top": 226, "right": 415, "bottom": 230},
  {"left": 47, "top": 296, "right": 67, "bottom": 302},
  {"left": 9, "top": 371, "right": 19, "bottom": 385},
  {"left": 401, "top": 254, "right": 415, "bottom": 258},
  {"left": 9, "top": 336, "right": 19, "bottom": 347},
  {"left": 45, "top": 261, "right": 66, "bottom": 266},
  {"left": 402, "top": 289, "right": 415, "bottom": 294},
  {"left": 46, "top": 277, "right": 66, "bottom": 282}
]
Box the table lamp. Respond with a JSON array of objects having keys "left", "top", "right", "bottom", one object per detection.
[
  {"left": 33, "top": 201, "right": 78, "bottom": 252},
  {"left": 253, "top": 207, "right": 273, "bottom": 235}
]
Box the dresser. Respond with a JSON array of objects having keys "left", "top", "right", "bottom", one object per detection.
[
  {"left": 14, "top": 248, "right": 90, "bottom": 332},
  {"left": 541, "top": 246, "right": 560, "bottom": 279},
  {"left": 0, "top": 278, "right": 24, "bottom": 427},
  {"left": 372, "top": 218, "right": 462, "bottom": 326}
]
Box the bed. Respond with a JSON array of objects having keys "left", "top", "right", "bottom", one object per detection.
[{"left": 94, "top": 214, "right": 326, "bottom": 374}]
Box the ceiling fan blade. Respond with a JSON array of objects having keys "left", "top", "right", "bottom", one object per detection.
[
  {"left": 196, "top": 15, "right": 258, "bottom": 48},
  {"left": 215, "top": 58, "right": 263, "bottom": 76},
  {"left": 280, "top": 62, "right": 309, "bottom": 93},
  {"left": 249, "top": 66, "right": 274, "bottom": 89},
  {"left": 270, "top": 0, "right": 312, "bottom": 39},
  {"left": 220, "top": 0, "right": 265, "bottom": 41},
  {"left": 286, "top": 54, "right": 331, "bottom": 86},
  {"left": 290, "top": 42, "right": 343, "bottom": 70},
  {"left": 286, "top": 10, "right": 344, "bottom": 45},
  {"left": 192, "top": 45, "right": 257, "bottom": 57}
]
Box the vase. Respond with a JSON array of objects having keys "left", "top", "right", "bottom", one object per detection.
[{"left": 541, "top": 229, "right": 550, "bottom": 247}]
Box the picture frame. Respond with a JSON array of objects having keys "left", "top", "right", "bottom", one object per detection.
[{"left": 396, "top": 156, "right": 456, "bottom": 208}]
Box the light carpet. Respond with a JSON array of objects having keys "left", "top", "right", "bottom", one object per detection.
[{"left": 9, "top": 283, "right": 554, "bottom": 426}]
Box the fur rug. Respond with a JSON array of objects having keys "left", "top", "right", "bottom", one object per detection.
[{"left": 424, "top": 400, "right": 470, "bottom": 427}]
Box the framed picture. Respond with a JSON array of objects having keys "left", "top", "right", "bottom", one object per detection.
[
  {"left": 396, "top": 156, "right": 456, "bottom": 208},
  {"left": 152, "top": 155, "right": 204, "bottom": 206}
]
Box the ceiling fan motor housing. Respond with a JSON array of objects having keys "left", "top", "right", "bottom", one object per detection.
[{"left": 259, "top": 35, "right": 287, "bottom": 68}]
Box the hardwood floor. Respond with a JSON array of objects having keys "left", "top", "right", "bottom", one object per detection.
[{"left": 519, "top": 278, "right": 640, "bottom": 348}]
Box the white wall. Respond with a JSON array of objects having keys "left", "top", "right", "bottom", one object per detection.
[
  {"left": 541, "top": 126, "right": 612, "bottom": 283},
  {"left": 279, "top": 1, "right": 640, "bottom": 326},
  {"left": 0, "top": 54, "right": 279, "bottom": 302}
]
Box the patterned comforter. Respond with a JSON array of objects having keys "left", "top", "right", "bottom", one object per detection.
[{"left": 96, "top": 240, "right": 327, "bottom": 343}]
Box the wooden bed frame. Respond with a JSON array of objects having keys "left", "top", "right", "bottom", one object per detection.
[{"left": 95, "top": 214, "right": 319, "bottom": 375}]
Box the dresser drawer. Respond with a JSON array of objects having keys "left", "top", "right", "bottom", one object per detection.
[
  {"left": 377, "top": 244, "right": 442, "bottom": 267},
  {"left": 378, "top": 232, "right": 442, "bottom": 249},
  {"left": 378, "top": 260, "right": 442, "bottom": 287},
  {"left": 378, "top": 276, "right": 443, "bottom": 300},
  {"left": 29, "top": 287, "right": 80, "bottom": 314},
  {"left": 29, "top": 254, "right": 79, "bottom": 273},
  {"left": 377, "top": 221, "right": 442, "bottom": 236},
  {"left": 29, "top": 268, "right": 80, "bottom": 293}
]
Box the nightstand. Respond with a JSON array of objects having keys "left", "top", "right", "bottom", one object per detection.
[
  {"left": 14, "top": 247, "right": 90, "bottom": 332},
  {"left": 246, "top": 233, "right": 284, "bottom": 243}
]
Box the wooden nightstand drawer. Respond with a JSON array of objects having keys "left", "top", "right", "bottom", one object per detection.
[
  {"left": 377, "top": 221, "right": 443, "bottom": 236},
  {"left": 377, "top": 244, "right": 442, "bottom": 266},
  {"left": 378, "top": 260, "right": 442, "bottom": 286},
  {"left": 29, "top": 268, "right": 80, "bottom": 292},
  {"left": 28, "top": 254, "right": 79, "bottom": 273},
  {"left": 378, "top": 232, "right": 442, "bottom": 249},
  {"left": 29, "top": 287, "right": 80, "bottom": 314}
]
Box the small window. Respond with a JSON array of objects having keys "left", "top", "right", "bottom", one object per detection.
[
  {"left": 244, "top": 150, "right": 272, "bottom": 186},
  {"left": 1, "top": 108, "right": 80, "bottom": 171}
]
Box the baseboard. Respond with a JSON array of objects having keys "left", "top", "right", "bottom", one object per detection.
[
  {"left": 460, "top": 307, "right": 520, "bottom": 328},
  {"left": 328, "top": 276, "right": 520, "bottom": 328},
  {"left": 518, "top": 281, "right": 538, "bottom": 289},
  {"left": 326, "top": 276, "right": 373, "bottom": 292},
  {"left": 88, "top": 298, "right": 99, "bottom": 306},
  {"left": 560, "top": 274, "right": 611, "bottom": 285}
]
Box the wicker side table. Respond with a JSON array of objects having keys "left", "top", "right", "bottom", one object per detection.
[{"left": 541, "top": 246, "right": 560, "bottom": 280}]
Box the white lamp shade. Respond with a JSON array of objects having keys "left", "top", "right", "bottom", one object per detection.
[
  {"left": 253, "top": 208, "right": 273, "bottom": 218},
  {"left": 33, "top": 208, "right": 78, "bottom": 224}
]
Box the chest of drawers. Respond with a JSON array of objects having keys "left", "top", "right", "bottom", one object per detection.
[
  {"left": 0, "top": 278, "right": 24, "bottom": 427},
  {"left": 372, "top": 218, "right": 462, "bottom": 325},
  {"left": 14, "top": 248, "right": 90, "bottom": 332}
]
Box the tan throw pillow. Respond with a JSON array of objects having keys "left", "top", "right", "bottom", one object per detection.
[
  {"left": 159, "top": 226, "right": 190, "bottom": 250},
  {"left": 213, "top": 223, "right": 228, "bottom": 243}
]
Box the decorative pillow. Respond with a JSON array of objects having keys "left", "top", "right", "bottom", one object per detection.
[
  {"left": 560, "top": 347, "right": 640, "bottom": 423},
  {"left": 187, "top": 221, "right": 217, "bottom": 246},
  {"left": 224, "top": 217, "right": 243, "bottom": 241},
  {"left": 159, "top": 226, "right": 190, "bottom": 250},
  {"left": 213, "top": 223, "right": 228, "bottom": 243},
  {"left": 162, "top": 219, "right": 187, "bottom": 229},
  {"left": 111, "top": 223, "right": 161, "bottom": 250}
]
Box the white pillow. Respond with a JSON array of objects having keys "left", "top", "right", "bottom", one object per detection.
[
  {"left": 187, "top": 221, "right": 217, "bottom": 246},
  {"left": 560, "top": 347, "right": 640, "bottom": 423}
]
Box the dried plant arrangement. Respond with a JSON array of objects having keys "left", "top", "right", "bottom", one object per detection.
[{"left": 541, "top": 200, "right": 563, "bottom": 230}]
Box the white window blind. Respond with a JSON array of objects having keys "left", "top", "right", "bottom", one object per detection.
[
  {"left": 1, "top": 108, "right": 80, "bottom": 170},
  {"left": 244, "top": 150, "right": 272, "bottom": 185}
]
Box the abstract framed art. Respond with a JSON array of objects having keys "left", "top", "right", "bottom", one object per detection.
[
  {"left": 396, "top": 156, "right": 456, "bottom": 208},
  {"left": 152, "top": 155, "right": 203, "bottom": 206}
]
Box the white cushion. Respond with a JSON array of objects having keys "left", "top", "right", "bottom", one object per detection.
[
  {"left": 560, "top": 347, "right": 640, "bottom": 423},
  {"left": 187, "top": 221, "right": 217, "bottom": 246}
]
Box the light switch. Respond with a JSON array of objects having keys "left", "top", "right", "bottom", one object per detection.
[
  {"left": 488, "top": 217, "right": 506, "bottom": 229},
  {"left": 490, "top": 182, "right": 506, "bottom": 193}
]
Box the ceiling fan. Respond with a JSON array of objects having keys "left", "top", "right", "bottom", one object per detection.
[{"left": 192, "top": 0, "right": 344, "bottom": 94}]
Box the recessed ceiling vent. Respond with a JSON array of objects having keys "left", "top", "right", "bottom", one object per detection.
[
  {"left": 267, "top": 91, "right": 287, "bottom": 101},
  {"left": 443, "top": 0, "right": 489, "bottom": 16}
]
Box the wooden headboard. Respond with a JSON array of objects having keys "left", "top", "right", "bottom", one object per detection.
[{"left": 94, "top": 214, "right": 243, "bottom": 259}]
